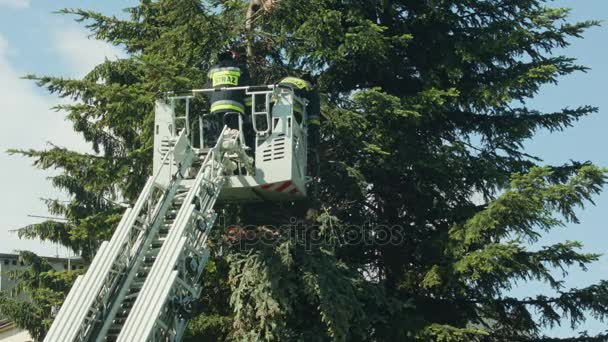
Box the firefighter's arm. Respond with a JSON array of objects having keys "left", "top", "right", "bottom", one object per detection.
[{"left": 307, "top": 90, "right": 321, "bottom": 125}]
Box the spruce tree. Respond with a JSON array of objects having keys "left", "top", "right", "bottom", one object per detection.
[{"left": 2, "top": 1, "right": 608, "bottom": 341}]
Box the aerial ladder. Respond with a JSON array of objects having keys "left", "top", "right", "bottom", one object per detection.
[{"left": 44, "top": 85, "right": 311, "bottom": 342}]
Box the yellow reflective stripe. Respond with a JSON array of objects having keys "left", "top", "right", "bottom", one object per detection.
[
  {"left": 280, "top": 77, "right": 311, "bottom": 90},
  {"left": 210, "top": 104, "right": 245, "bottom": 113},
  {"left": 211, "top": 67, "right": 240, "bottom": 72},
  {"left": 208, "top": 67, "right": 240, "bottom": 77},
  {"left": 308, "top": 119, "right": 320, "bottom": 125},
  {"left": 244, "top": 96, "right": 253, "bottom": 106},
  {"left": 211, "top": 70, "right": 241, "bottom": 77}
]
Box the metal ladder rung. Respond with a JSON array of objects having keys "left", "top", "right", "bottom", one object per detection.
[{"left": 123, "top": 293, "right": 139, "bottom": 301}]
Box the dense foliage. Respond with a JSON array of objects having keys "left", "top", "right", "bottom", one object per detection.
[
  {"left": 2, "top": 1, "right": 607, "bottom": 341},
  {"left": 0, "top": 252, "right": 82, "bottom": 340}
]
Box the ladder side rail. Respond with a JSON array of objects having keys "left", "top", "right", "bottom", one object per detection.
[
  {"left": 68, "top": 201, "right": 143, "bottom": 341},
  {"left": 46, "top": 131, "right": 189, "bottom": 342},
  {"left": 172, "top": 186, "right": 224, "bottom": 340},
  {"left": 117, "top": 203, "right": 199, "bottom": 341},
  {"left": 122, "top": 234, "right": 189, "bottom": 342},
  {"left": 92, "top": 132, "right": 188, "bottom": 281},
  {"left": 90, "top": 130, "right": 194, "bottom": 340},
  {"left": 45, "top": 204, "right": 134, "bottom": 341},
  {"left": 95, "top": 131, "right": 194, "bottom": 341},
  {"left": 44, "top": 205, "right": 133, "bottom": 342},
  {"left": 78, "top": 135, "right": 187, "bottom": 341},
  {"left": 126, "top": 266, "right": 181, "bottom": 342},
  {"left": 43, "top": 268, "right": 87, "bottom": 341},
  {"left": 157, "top": 161, "right": 226, "bottom": 341},
  {"left": 159, "top": 134, "right": 237, "bottom": 341},
  {"left": 149, "top": 270, "right": 181, "bottom": 341},
  {"left": 185, "top": 206, "right": 219, "bottom": 280},
  {"left": 93, "top": 167, "right": 192, "bottom": 341},
  {"left": 122, "top": 196, "right": 218, "bottom": 342},
  {"left": 76, "top": 185, "right": 164, "bottom": 340},
  {"left": 124, "top": 184, "right": 168, "bottom": 261},
  {"left": 118, "top": 129, "right": 229, "bottom": 342}
]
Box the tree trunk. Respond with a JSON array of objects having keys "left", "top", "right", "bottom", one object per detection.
[{"left": 246, "top": 0, "right": 276, "bottom": 63}]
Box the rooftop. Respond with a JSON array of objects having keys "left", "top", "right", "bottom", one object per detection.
[{"left": 0, "top": 252, "right": 82, "bottom": 264}]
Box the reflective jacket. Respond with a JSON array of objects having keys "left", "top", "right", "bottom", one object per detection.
[
  {"left": 207, "top": 61, "right": 249, "bottom": 114},
  {"left": 278, "top": 77, "right": 321, "bottom": 125}
]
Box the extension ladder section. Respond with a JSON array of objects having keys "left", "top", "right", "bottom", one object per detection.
[
  {"left": 44, "top": 130, "right": 193, "bottom": 342},
  {"left": 94, "top": 183, "right": 192, "bottom": 341},
  {"left": 45, "top": 127, "right": 247, "bottom": 342},
  {"left": 117, "top": 131, "right": 231, "bottom": 341}
]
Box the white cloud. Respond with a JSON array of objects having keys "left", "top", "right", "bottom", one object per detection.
[
  {"left": 0, "top": 23, "right": 127, "bottom": 257},
  {"left": 0, "top": 32, "right": 87, "bottom": 257},
  {"left": 0, "top": 0, "right": 29, "bottom": 9},
  {"left": 52, "top": 24, "right": 127, "bottom": 77}
]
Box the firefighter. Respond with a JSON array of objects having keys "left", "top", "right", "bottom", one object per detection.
[
  {"left": 205, "top": 50, "right": 249, "bottom": 145},
  {"left": 277, "top": 75, "right": 321, "bottom": 197},
  {"left": 277, "top": 75, "right": 321, "bottom": 149}
]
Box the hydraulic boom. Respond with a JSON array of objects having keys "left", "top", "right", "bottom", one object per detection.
[{"left": 45, "top": 127, "right": 249, "bottom": 342}]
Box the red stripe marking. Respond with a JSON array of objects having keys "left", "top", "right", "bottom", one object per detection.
[
  {"left": 289, "top": 188, "right": 299, "bottom": 195},
  {"left": 275, "top": 181, "right": 293, "bottom": 192},
  {"left": 261, "top": 184, "right": 273, "bottom": 190}
]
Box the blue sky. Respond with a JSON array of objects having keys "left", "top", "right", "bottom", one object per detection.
[
  {"left": 0, "top": 0, "right": 133, "bottom": 257},
  {"left": 510, "top": 1, "right": 608, "bottom": 336},
  {"left": 0, "top": 0, "right": 606, "bottom": 338}
]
